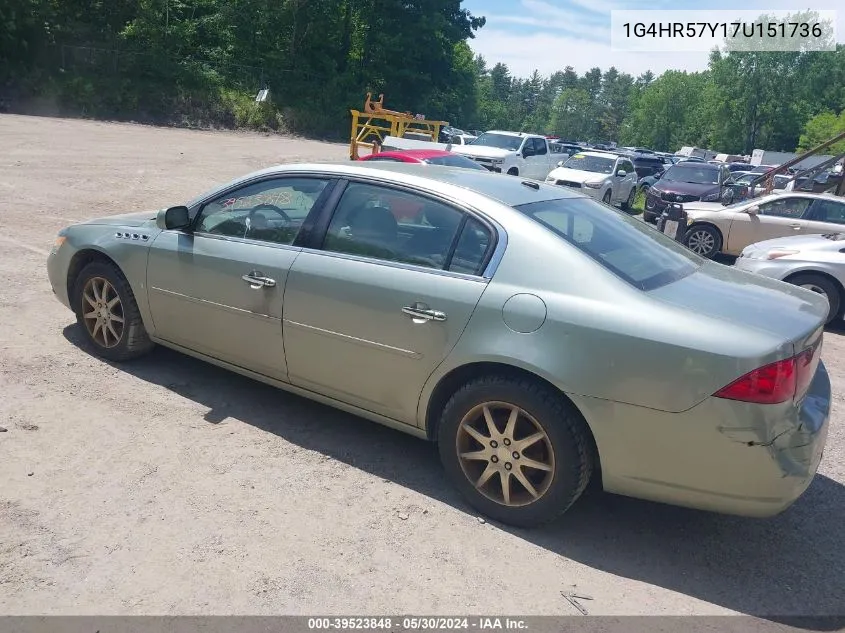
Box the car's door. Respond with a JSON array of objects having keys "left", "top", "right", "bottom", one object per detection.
[
  {"left": 725, "top": 196, "right": 814, "bottom": 254},
  {"left": 146, "top": 175, "right": 335, "bottom": 380},
  {"left": 528, "top": 138, "right": 551, "bottom": 179},
  {"left": 804, "top": 197, "right": 845, "bottom": 234},
  {"left": 282, "top": 180, "right": 495, "bottom": 424},
  {"left": 518, "top": 138, "right": 544, "bottom": 180},
  {"left": 617, "top": 159, "right": 637, "bottom": 202}
]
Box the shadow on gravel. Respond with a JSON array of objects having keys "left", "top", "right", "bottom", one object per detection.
[{"left": 64, "top": 324, "right": 845, "bottom": 628}]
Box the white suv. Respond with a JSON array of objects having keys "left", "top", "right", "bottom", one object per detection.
[{"left": 545, "top": 151, "right": 638, "bottom": 210}]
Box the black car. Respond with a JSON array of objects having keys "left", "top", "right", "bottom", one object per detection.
[
  {"left": 643, "top": 162, "right": 737, "bottom": 222},
  {"left": 629, "top": 155, "right": 667, "bottom": 179}
]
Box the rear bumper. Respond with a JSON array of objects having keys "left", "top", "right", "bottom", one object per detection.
[{"left": 573, "top": 360, "right": 831, "bottom": 517}]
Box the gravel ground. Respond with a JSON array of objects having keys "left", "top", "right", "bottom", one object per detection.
[{"left": 1, "top": 114, "right": 844, "bottom": 622}]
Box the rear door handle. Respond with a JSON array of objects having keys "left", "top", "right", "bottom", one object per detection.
[
  {"left": 242, "top": 271, "right": 276, "bottom": 289},
  {"left": 402, "top": 305, "right": 447, "bottom": 322}
]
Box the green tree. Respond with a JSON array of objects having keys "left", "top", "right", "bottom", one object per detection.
[{"left": 797, "top": 110, "right": 845, "bottom": 153}]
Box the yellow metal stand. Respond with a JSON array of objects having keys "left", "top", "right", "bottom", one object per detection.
[{"left": 349, "top": 93, "right": 448, "bottom": 160}]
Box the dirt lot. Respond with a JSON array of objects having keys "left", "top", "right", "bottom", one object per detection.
[{"left": 1, "top": 114, "right": 844, "bottom": 619}]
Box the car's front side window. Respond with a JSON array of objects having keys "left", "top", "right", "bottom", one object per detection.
[
  {"left": 196, "top": 177, "right": 330, "bottom": 245},
  {"left": 758, "top": 197, "right": 812, "bottom": 219},
  {"left": 322, "top": 182, "right": 488, "bottom": 272}
]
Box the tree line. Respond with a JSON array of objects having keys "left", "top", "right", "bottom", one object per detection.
[{"left": 1, "top": 1, "right": 844, "bottom": 154}]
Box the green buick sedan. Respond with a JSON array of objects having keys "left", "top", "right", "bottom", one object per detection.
[{"left": 47, "top": 162, "right": 831, "bottom": 527}]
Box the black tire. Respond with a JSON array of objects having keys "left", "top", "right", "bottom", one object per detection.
[
  {"left": 785, "top": 273, "right": 842, "bottom": 325},
  {"left": 437, "top": 375, "right": 593, "bottom": 528},
  {"left": 507, "top": 167, "right": 519, "bottom": 176},
  {"left": 620, "top": 186, "right": 635, "bottom": 211},
  {"left": 683, "top": 223, "right": 722, "bottom": 259},
  {"left": 602, "top": 189, "right": 612, "bottom": 205},
  {"left": 72, "top": 261, "right": 155, "bottom": 362}
]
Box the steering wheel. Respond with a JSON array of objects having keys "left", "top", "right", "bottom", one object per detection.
[{"left": 248, "top": 204, "right": 292, "bottom": 225}]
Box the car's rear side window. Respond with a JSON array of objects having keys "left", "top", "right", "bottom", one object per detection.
[{"left": 514, "top": 197, "right": 701, "bottom": 290}]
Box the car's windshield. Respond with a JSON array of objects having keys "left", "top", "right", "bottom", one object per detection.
[
  {"left": 514, "top": 197, "right": 701, "bottom": 291},
  {"left": 424, "top": 154, "right": 486, "bottom": 170},
  {"left": 562, "top": 154, "right": 615, "bottom": 174},
  {"left": 662, "top": 164, "right": 720, "bottom": 185},
  {"left": 469, "top": 133, "right": 522, "bottom": 151}
]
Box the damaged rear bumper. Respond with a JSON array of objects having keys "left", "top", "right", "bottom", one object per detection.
[{"left": 571, "top": 361, "right": 831, "bottom": 517}]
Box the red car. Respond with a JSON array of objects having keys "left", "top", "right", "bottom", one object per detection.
[
  {"left": 359, "top": 149, "right": 486, "bottom": 170},
  {"left": 358, "top": 150, "right": 488, "bottom": 223}
]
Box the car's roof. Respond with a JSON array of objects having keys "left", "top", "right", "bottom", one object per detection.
[
  {"left": 572, "top": 150, "right": 618, "bottom": 160},
  {"left": 364, "top": 149, "right": 452, "bottom": 160},
  {"left": 188, "top": 162, "right": 582, "bottom": 210},
  {"left": 669, "top": 161, "right": 719, "bottom": 169},
  {"left": 483, "top": 130, "right": 533, "bottom": 137}
]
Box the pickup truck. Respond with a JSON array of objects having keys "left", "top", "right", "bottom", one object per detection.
[{"left": 450, "top": 130, "right": 560, "bottom": 179}]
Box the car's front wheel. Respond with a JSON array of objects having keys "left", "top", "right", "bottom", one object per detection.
[
  {"left": 602, "top": 189, "right": 612, "bottom": 205},
  {"left": 683, "top": 224, "right": 722, "bottom": 258},
  {"left": 786, "top": 273, "right": 842, "bottom": 324},
  {"left": 438, "top": 376, "right": 593, "bottom": 527},
  {"left": 73, "top": 261, "right": 155, "bottom": 361}
]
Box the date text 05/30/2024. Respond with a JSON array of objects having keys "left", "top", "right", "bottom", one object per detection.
[{"left": 308, "top": 618, "right": 528, "bottom": 630}]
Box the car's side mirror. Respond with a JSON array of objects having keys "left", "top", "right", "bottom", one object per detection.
[
  {"left": 557, "top": 160, "right": 565, "bottom": 167},
  {"left": 157, "top": 206, "right": 191, "bottom": 230},
  {"left": 616, "top": 169, "right": 627, "bottom": 177},
  {"left": 746, "top": 205, "right": 760, "bottom": 215},
  {"left": 522, "top": 147, "right": 535, "bottom": 157}
]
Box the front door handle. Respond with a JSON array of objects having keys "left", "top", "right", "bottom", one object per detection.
[
  {"left": 242, "top": 271, "right": 276, "bottom": 289},
  {"left": 402, "top": 304, "right": 447, "bottom": 322},
  {"left": 790, "top": 223, "right": 802, "bottom": 230}
]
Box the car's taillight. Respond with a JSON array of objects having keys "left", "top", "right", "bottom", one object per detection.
[
  {"left": 795, "top": 337, "right": 823, "bottom": 401},
  {"left": 715, "top": 358, "right": 796, "bottom": 404},
  {"left": 714, "top": 337, "right": 822, "bottom": 405}
]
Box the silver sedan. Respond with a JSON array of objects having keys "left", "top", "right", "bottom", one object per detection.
[
  {"left": 47, "top": 162, "right": 832, "bottom": 527},
  {"left": 735, "top": 232, "right": 845, "bottom": 324}
]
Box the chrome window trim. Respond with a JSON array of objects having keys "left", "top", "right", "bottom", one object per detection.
[
  {"left": 321, "top": 174, "right": 509, "bottom": 280},
  {"left": 186, "top": 231, "right": 305, "bottom": 252},
  {"left": 185, "top": 168, "right": 510, "bottom": 279},
  {"left": 296, "top": 246, "right": 491, "bottom": 284},
  {"left": 188, "top": 172, "right": 337, "bottom": 216}
]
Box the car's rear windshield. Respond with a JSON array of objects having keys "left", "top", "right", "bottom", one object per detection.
[
  {"left": 563, "top": 154, "right": 615, "bottom": 174},
  {"left": 469, "top": 133, "right": 523, "bottom": 151},
  {"left": 514, "top": 197, "right": 701, "bottom": 290},
  {"left": 662, "top": 163, "right": 720, "bottom": 185},
  {"left": 425, "top": 154, "right": 486, "bottom": 170}
]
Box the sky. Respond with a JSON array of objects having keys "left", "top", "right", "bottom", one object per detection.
[{"left": 462, "top": 0, "right": 845, "bottom": 78}]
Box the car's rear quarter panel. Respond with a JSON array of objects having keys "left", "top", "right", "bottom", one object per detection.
[{"left": 423, "top": 217, "right": 831, "bottom": 514}]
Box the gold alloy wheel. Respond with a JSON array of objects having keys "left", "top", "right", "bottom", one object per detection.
[
  {"left": 456, "top": 402, "right": 556, "bottom": 507},
  {"left": 82, "top": 277, "right": 125, "bottom": 348}
]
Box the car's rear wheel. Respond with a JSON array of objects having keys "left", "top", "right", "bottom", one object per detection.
[
  {"left": 683, "top": 224, "right": 722, "bottom": 258},
  {"left": 620, "top": 186, "right": 635, "bottom": 211},
  {"left": 785, "top": 273, "right": 842, "bottom": 324},
  {"left": 602, "top": 189, "right": 612, "bottom": 205},
  {"left": 73, "top": 261, "right": 154, "bottom": 361},
  {"left": 438, "top": 376, "right": 593, "bottom": 527}
]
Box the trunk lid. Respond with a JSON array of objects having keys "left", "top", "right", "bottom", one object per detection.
[{"left": 649, "top": 261, "right": 828, "bottom": 348}]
